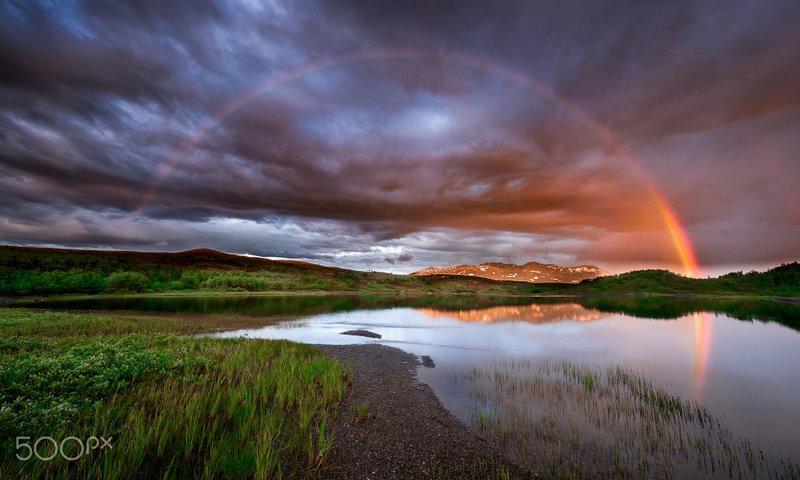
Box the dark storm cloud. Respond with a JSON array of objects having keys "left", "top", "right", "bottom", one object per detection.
[
  {"left": 1, "top": 0, "right": 799, "bottom": 273},
  {"left": 385, "top": 253, "right": 413, "bottom": 265}
]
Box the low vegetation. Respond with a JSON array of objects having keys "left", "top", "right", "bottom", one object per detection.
[
  {"left": 0, "top": 246, "right": 536, "bottom": 296},
  {"left": 458, "top": 359, "right": 800, "bottom": 479},
  {"left": 0, "top": 309, "right": 348, "bottom": 479},
  {"left": 577, "top": 265, "right": 800, "bottom": 297},
  {"left": 1, "top": 246, "right": 798, "bottom": 298}
]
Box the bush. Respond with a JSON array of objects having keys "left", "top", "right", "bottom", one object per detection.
[
  {"left": 106, "top": 272, "right": 149, "bottom": 292},
  {"left": 180, "top": 271, "right": 202, "bottom": 289}
]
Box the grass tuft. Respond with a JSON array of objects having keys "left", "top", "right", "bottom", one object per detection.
[{"left": 356, "top": 401, "right": 369, "bottom": 423}]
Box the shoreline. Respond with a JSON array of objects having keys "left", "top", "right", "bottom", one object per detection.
[
  {"left": 316, "top": 344, "right": 532, "bottom": 479},
  {"left": 6, "top": 290, "right": 796, "bottom": 305},
  {"left": 4, "top": 290, "right": 581, "bottom": 302}
]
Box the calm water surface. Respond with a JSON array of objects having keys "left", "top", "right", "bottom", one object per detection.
[{"left": 22, "top": 294, "right": 800, "bottom": 461}]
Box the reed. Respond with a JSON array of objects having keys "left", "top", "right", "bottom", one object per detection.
[{"left": 457, "top": 358, "right": 800, "bottom": 479}]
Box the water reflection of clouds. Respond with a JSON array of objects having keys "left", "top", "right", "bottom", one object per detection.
[{"left": 211, "top": 302, "right": 800, "bottom": 461}]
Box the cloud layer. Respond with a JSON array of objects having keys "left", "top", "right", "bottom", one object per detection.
[{"left": 2, "top": 0, "right": 799, "bottom": 274}]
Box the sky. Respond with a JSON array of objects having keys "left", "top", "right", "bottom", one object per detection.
[{"left": 1, "top": 0, "right": 799, "bottom": 275}]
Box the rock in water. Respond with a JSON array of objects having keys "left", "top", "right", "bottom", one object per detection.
[{"left": 341, "top": 329, "right": 382, "bottom": 339}]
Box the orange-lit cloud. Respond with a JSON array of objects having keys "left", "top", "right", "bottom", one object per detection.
[{"left": 1, "top": 0, "right": 798, "bottom": 273}]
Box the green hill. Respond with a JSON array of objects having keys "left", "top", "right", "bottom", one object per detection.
[
  {"left": 576, "top": 264, "right": 800, "bottom": 297},
  {"left": 1, "top": 246, "right": 797, "bottom": 298},
  {"left": 0, "top": 246, "right": 538, "bottom": 296}
]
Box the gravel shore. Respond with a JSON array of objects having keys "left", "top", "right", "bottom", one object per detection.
[{"left": 316, "top": 344, "right": 534, "bottom": 479}]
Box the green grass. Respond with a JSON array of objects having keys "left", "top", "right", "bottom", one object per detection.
[
  {"left": 355, "top": 401, "right": 369, "bottom": 423},
  {"left": 0, "top": 308, "right": 287, "bottom": 337},
  {"left": 0, "top": 309, "right": 349, "bottom": 479},
  {"left": 459, "top": 359, "right": 800, "bottom": 480}
]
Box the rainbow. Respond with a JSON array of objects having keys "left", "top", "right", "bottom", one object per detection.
[
  {"left": 692, "top": 312, "right": 712, "bottom": 399},
  {"left": 138, "top": 47, "right": 701, "bottom": 276},
  {"left": 653, "top": 190, "right": 700, "bottom": 278}
]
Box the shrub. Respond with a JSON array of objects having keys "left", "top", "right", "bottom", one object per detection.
[
  {"left": 106, "top": 272, "right": 149, "bottom": 292},
  {"left": 180, "top": 271, "right": 202, "bottom": 289}
]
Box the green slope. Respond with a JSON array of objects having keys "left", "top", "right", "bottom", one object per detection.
[{"left": 1, "top": 246, "right": 797, "bottom": 297}]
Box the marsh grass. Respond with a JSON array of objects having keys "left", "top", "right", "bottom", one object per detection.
[
  {"left": 458, "top": 359, "right": 800, "bottom": 479},
  {"left": 0, "top": 309, "right": 349, "bottom": 479},
  {"left": 0, "top": 308, "right": 287, "bottom": 337},
  {"left": 355, "top": 401, "right": 369, "bottom": 423}
]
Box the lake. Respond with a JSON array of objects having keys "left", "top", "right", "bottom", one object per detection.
[{"left": 18, "top": 294, "right": 800, "bottom": 466}]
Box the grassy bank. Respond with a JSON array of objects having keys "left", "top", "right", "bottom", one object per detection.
[
  {"left": 459, "top": 359, "right": 799, "bottom": 479},
  {"left": 0, "top": 309, "right": 348, "bottom": 479}
]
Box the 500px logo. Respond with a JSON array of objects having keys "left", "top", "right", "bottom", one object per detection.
[{"left": 15, "top": 436, "right": 113, "bottom": 461}]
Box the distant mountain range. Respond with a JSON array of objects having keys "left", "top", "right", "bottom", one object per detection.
[{"left": 411, "top": 261, "right": 606, "bottom": 284}]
